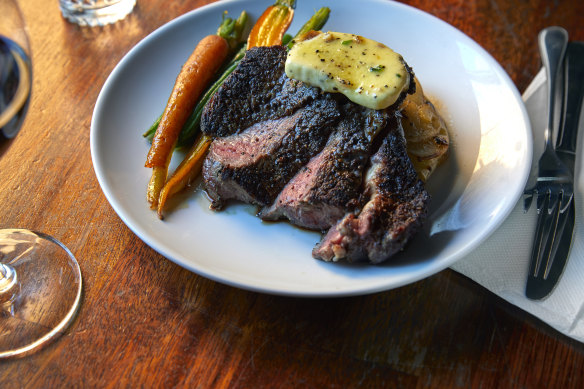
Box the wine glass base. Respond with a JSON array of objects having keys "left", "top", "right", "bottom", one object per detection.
[{"left": 0, "top": 229, "right": 82, "bottom": 358}]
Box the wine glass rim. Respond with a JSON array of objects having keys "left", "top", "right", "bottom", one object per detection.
[{"left": 0, "top": 40, "right": 31, "bottom": 129}]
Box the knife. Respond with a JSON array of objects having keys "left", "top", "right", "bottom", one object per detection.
[
  {"left": 525, "top": 41, "right": 584, "bottom": 300},
  {"left": 557, "top": 42, "right": 584, "bottom": 166}
]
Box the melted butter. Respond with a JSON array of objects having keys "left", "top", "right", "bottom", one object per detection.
[{"left": 285, "top": 31, "right": 410, "bottom": 110}]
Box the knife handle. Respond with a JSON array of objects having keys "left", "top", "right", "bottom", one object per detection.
[{"left": 557, "top": 42, "right": 584, "bottom": 154}]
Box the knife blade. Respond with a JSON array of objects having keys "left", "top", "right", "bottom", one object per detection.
[
  {"left": 557, "top": 42, "right": 584, "bottom": 167},
  {"left": 525, "top": 41, "right": 584, "bottom": 299}
]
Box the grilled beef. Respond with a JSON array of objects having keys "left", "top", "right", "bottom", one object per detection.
[
  {"left": 312, "top": 120, "right": 430, "bottom": 263},
  {"left": 201, "top": 45, "right": 324, "bottom": 138},
  {"left": 259, "top": 103, "right": 389, "bottom": 230},
  {"left": 203, "top": 98, "right": 340, "bottom": 208},
  {"left": 201, "top": 46, "right": 342, "bottom": 208},
  {"left": 200, "top": 45, "right": 428, "bottom": 263}
]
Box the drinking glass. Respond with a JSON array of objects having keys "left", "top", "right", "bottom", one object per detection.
[
  {"left": 0, "top": 0, "right": 82, "bottom": 358},
  {"left": 59, "top": 0, "right": 136, "bottom": 27}
]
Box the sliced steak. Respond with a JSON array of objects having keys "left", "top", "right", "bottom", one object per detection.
[
  {"left": 201, "top": 45, "right": 323, "bottom": 138},
  {"left": 259, "top": 104, "right": 390, "bottom": 230},
  {"left": 200, "top": 45, "right": 427, "bottom": 264},
  {"left": 201, "top": 45, "right": 345, "bottom": 208},
  {"left": 203, "top": 97, "right": 340, "bottom": 208},
  {"left": 313, "top": 118, "right": 430, "bottom": 264}
]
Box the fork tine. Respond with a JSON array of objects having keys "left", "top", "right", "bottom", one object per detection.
[
  {"left": 542, "top": 192, "right": 568, "bottom": 279},
  {"left": 547, "top": 191, "right": 560, "bottom": 214},
  {"left": 536, "top": 189, "right": 548, "bottom": 213},
  {"left": 531, "top": 193, "right": 553, "bottom": 276},
  {"left": 559, "top": 189, "right": 574, "bottom": 213}
]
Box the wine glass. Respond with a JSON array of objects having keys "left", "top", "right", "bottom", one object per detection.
[{"left": 0, "top": 0, "right": 82, "bottom": 358}]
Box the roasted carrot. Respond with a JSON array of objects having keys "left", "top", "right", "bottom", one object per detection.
[
  {"left": 142, "top": 12, "right": 248, "bottom": 146},
  {"left": 142, "top": 45, "right": 246, "bottom": 148},
  {"left": 145, "top": 11, "right": 249, "bottom": 209},
  {"left": 247, "top": 0, "right": 295, "bottom": 49},
  {"left": 145, "top": 34, "right": 229, "bottom": 208},
  {"left": 156, "top": 134, "right": 212, "bottom": 219},
  {"left": 156, "top": 1, "right": 296, "bottom": 218}
]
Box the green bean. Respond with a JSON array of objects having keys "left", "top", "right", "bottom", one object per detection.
[{"left": 287, "top": 7, "right": 330, "bottom": 49}]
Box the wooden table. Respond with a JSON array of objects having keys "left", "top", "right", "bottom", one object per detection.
[{"left": 2, "top": 0, "right": 584, "bottom": 386}]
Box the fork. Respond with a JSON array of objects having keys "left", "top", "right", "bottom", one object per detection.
[{"left": 524, "top": 27, "right": 573, "bottom": 282}]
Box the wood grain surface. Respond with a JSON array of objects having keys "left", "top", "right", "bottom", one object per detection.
[{"left": 1, "top": 0, "right": 584, "bottom": 387}]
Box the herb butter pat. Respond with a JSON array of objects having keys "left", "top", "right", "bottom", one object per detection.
[{"left": 285, "top": 31, "right": 410, "bottom": 110}]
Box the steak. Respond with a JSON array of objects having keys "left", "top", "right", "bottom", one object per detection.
[
  {"left": 200, "top": 45, "right": 428, "bottom": 264},
  {"left": 312, "top": 119, "right": 430, "bottom": 263},
  {"left": 203, "top": 98, "right": 340, "bottom": 208},
  {"left": 201, "top": 45, "right": 342, "bottom": 208},
  {"left": 259, "top": 103, "right": 390, "bottom": 230},
  {"left": 201, "top": 45, "right": 324, "bottom": 138}
]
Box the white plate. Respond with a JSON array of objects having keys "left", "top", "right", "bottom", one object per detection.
[{"left": 91, "top": 0, "right": 532, "bottom": 296}]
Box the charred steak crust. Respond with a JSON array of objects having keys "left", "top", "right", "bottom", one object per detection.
[
  {"left": 203, "top": 97, "right": 341, "bottom": 207},
  {"left": 201, "top": 46, "right": 323, "bottom": 138},
  {"left": 297, "top": 105, "right": 389, "bottom": 210},
  {"left": 260, "top": 104, "right": 390, "bottom": 230},
  {"left": 312, "top": 117, "right": 430, "bottom": 264}
]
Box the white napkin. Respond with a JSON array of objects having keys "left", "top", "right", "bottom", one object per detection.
[{"left": 451, "top": 69, "right": 584, "bottom": 343}]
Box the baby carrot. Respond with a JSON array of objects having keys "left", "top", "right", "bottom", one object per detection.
[
  {"left": 246, "top": 0, "right": 295, "bottom": 49},
  {"left": 145, "top": 34, "right": 229, "bottom": 208},
  {"left": 156, "top": 134, "right": 212, "bottom": 219}
]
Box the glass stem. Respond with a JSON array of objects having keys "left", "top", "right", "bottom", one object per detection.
[{"left": 0, "top": 263, "right": 17, "bottom": 303}]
